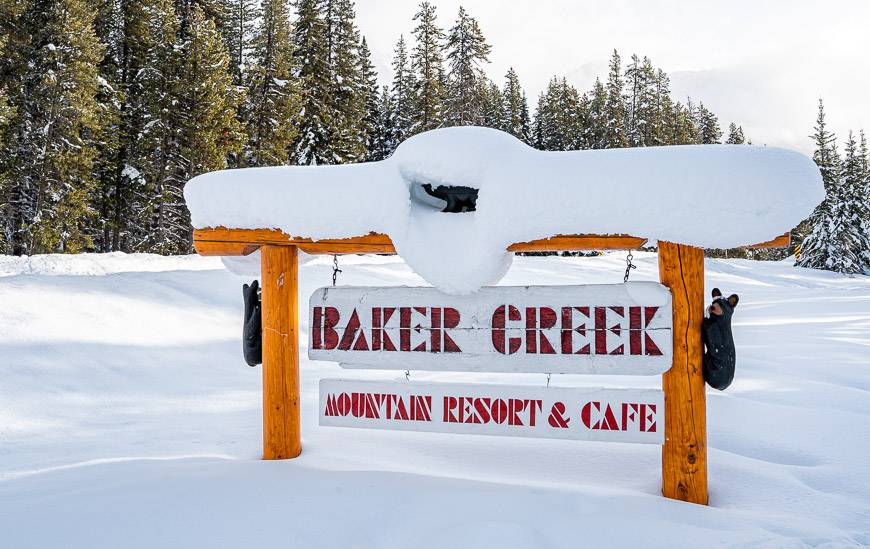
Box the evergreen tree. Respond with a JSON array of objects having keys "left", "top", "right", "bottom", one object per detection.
[
  {"left": 2, "top": 0, "right": 105, "bottom": 254},
  {"left": 725, "top": 122, "right": 746, "bottom": 144},
  {"left": 390, "top": 35, "right": 414, "bottom": 148},
  {"left": 624, "top": 54, "right": 658, "bottom": 147},
  {"left": 289, "top": 0, "right": 333, "bottom": 165},
  {"left": 222, "top": 0, "right": 258, "bottom": 84},
  {"left": 369, "top": 85, "right": 396, "bottom": 161},
  {"left": 244, "top": 0, "right": 299, "bottom": 167},
  {"left": 139, "top": 5, "right": 243, "bottom": 253},
  {"left": 839, "top": 131, "right": 870, "bottom": 271},
  {"left": 409, "top": 1, "right": 446, "bottom": 133},
  {"left": 534, "top": 77, "right": 582, "bottom": 151},
  {"left": 358, "top": 37, "right": 380, "bottom": 160},
  {"left": 501, "top": 67, "right": 530, "bottom": 143},
  {"left": 602, "top": 49, "right": 628, "bottom": 148},
  {"left": 650, "top": 68, "right": 672, "bottom": 146},
  {"left": 444, "top": 6, "right": 491, "bottom": 126},
  {"left": 477, "top": 77, "right": 502, "bottom": 130},
  {"left": 694, "top": 102, "right": 721, "bottom": 144},
  {"left": 797, "top": 100, "right": 862, "bottom": 273},
  {"left": 859, "top": 131, "right": 870, "bottom": 272},
  {"left": 328, "top": 0, "right": 365, "bottom": 162},
  {"left": 584, "top": 78, "right": 606, "bottom": 149}
]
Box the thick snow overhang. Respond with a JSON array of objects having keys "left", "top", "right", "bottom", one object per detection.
[{"left": 184, "top": 127, "right": 824, "bottom": 293}]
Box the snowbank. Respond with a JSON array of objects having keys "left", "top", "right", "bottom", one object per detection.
[
  {"left": 2, "top": 253, "right": 869, "bottom": 547},
  {"left": 185, "top": 127, "right": 824, "bottom": 293}
]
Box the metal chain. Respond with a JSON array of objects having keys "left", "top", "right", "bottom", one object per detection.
[
  {"left": 623, "top": 250, "right": 637, "bottom": 283},
  {"left": 331, "top": 254, "right": 342, "bottom": 286}
]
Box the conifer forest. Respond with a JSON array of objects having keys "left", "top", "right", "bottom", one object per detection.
[{"left": 0, "top": 0, "right": 867, "bottom": 273}]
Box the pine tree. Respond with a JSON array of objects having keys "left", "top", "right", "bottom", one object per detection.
[
  {"left": 244, "top": 0, "right": 299, "bottom": 167},
  {"left": 602, "top": 49, "right": 628, "bottom": 148},
  {"left": 358, "top": 37, "right": 380, "bottom": 160},
  {"left": 0, "top": 0, "right": 23, "bottom": 253},
  {"left": 584, "top": 78, "right": 606, "bottom": 149},
  {"left": 139, "top": 5, "right": 243, "bottom": 253},
  {"left": 534, "top": 77, "right": 582, "bottom": 151},
  {"left": 501, "top": 67, "right": 530, "bottom": 143},
  {"left": 369, "top": 85, "right": 396, "bottom": 161},
  {"left": 725, "top": 122, "right": 746, "bottom": 144},
  {"left": 839, "top": 131, "right": 870, "bottom": 271},
  {"left": 444, "top": 6, "right": 491, "bottom": 126},
  {"left": 624, "top": 54, "right": 658, "bottom": 147},
  {"left": 328, "top": 0, "right": 365, "bottom": 163},
  {"left": 2, "top": 0, "right": 105, "bottom": 254},
  {"left": 694, "top": 102, "right": 721, "bottom": 144},
  {"left": 409, "top": 1, "right": 446, "bottom": 133},
  {"left": 390, "top": 35, "right": 414, "bottom": 148},
  {"left": 477, "top": 77, "right": 502, "bottom": 129},
  {"left": 222, "top": 0, "right": 258, "bottom": 84},
  {"left": 797, "top": 100, "right": 862, "bottom": 273},
  {"left": 289, "top": 0, "right": 333, "bottom": 165},
  {"left": 859, "top": 131, "right": 870, "bottom": 272}
]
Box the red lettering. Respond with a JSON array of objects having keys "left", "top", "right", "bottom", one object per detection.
[{"left": 492, "top": 305, "right": 521, "bottom": 354}]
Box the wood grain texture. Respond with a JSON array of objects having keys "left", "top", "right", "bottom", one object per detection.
[
  {"left": 747, "top": 232, "right": 790, "bottom": 249},
  {"left": 658, "top": 241, "right": 708, "bottom": 505},
  {"left": 194, "top": 227, "right": 790, "bottom": 256},
  {"left": 261, "top": 245, "right": 302, "bottom": 460}
]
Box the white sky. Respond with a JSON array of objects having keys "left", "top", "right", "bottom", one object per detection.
[{"left": 356, "top": 0, "right": 870, "bottom": 155}]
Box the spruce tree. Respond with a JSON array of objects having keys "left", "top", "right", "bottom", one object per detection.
[
  {"left": 390, "top": 35, "right": 414, "bottom": 148},
  {"left": 602, "top": 50, "right": 628, "bottom": 148},
  {"left": 501, "top": 67, "right": 530, "bottom": 143},
  {"left": 289, "top": 0, "right": 333, "bottom": 165},
  {"left": 410, "top": 1, "right": 446, "bottom": 133},
  {"left": 797, "top": 100, "right": 862, "bottom": 273},
  {"left": 839, "top": 131, "right": 870, "bottom": 271},
  {"left": 329, "top": 0, "right": 365, "bottom": 163},
  {"left": 369, "top": 85, "right": 396, "bottom": 161},
  {"left": 244, "top": 0, "right": 299, "bottom": 167},
  {"left": 725, "top": 122, "right": 746, "bottom": 144},
  {"left": 624, "top": 55, "right": 658, "bottom": 147},
  {"left": 535, "top": 77, "right": 582, "bottom": 151},
  {"left": 444, "top": 6, "right": 491, "bottom": 126},
  {"left": 585, "top": 78, "right": 606, "bottom": 149},
  {"left": 694, "top": 102, "right": 722, "bottom": 144},
  {"left": 358, "top": 37, "right": 380, "bottom": 161},
  {"left": 139, "top": 5, "right": 243, "bottom": 253},
  {"left": 222, "top": 0, "right": 259, "bottom": 84},
  {"left": 3, "top": 0, "right": 105, "bottom": 254},
  {"left": 477, "top": 77, "right": 502, "bottom": 130}
]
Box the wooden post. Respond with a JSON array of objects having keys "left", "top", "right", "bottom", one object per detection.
[
  {"left": 260, "top": 245, "right": 302, "bottom": 459},
  {"left": 658, "top": 241, "right": 707, "bottom": 504}
]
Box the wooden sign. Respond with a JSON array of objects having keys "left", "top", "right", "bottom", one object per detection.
[
  {"left": 320, "top": 379, "right": 663, "bottom": 444},
  {"left": 309, "top": 283, "right": 672, "bottom": 375}
]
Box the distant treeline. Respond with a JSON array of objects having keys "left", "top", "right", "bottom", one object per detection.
[{"left": 0, "top": 1, "right": 864, "bottom": 272}]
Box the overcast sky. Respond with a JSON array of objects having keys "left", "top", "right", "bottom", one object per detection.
[{"left": 355, "top": 0, "right": 870, "bottom": 155}]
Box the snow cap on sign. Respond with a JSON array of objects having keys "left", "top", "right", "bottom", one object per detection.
[{"left": 184, "top": 126, "right": 824, "bottom": 294}]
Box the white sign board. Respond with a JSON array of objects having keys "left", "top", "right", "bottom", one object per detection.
[
  {"left": 320, "top": 379, "right": 664, "bottom": 445},
  {"left": 309, "top": 283, "right": 672, "bottom": 375}
]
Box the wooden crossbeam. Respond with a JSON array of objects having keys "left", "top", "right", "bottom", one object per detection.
[{"left": 193, "top": 227, "right": 789, "bottom": 256}]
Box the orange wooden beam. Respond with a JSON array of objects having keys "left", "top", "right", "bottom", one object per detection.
[
  {"left": 659, "top": 241, "right": 708, "bottom": 505},
  {"left": 193, "top": 227, "right": 790, "bottom": 257}
]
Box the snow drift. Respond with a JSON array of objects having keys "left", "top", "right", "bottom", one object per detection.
[{"left": 184, "top": 127, "right": 824, "bottom": 293}]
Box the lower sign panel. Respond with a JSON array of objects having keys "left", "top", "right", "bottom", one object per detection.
[{"left": 320, "top": 379, "right": 663, "bottom": 445}]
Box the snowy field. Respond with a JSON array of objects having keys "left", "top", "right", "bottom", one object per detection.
[{"left": 1, "top": 251, "right": 869, "bottom": 548}]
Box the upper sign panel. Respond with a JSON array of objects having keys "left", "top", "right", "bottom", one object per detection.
[{"left": 308, "top": 282, "right": 672, "bottom": 375}]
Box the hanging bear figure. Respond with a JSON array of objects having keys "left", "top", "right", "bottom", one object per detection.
[
  {"left": 242, "top": 280, "right": 262, "bottom": 366},
  {"left": 702, "top": 288, "right": 739, "bottom": 390}
]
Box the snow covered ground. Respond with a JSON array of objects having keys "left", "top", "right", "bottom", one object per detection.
[{"left": 1, "top": 252, "right": 869, "bottom": 548}]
